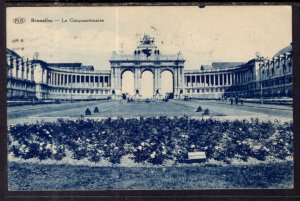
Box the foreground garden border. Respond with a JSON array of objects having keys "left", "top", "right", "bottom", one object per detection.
[{"left": 8, "top": 117, "right": 293, "bottom": 165}]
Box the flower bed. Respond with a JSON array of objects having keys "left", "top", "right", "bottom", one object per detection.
[{"left": 8, "top": 117, "right": 293, "bottom": 165}]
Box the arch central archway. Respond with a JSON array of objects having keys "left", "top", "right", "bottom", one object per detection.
[
  {"left": 140, "top": 70, "right": 154, "bottom": 99},
  {"left": 161, "top": 70, "right": 174, "bottom": 98},
  {"left": 121, "top": 71, "right": 135, "bottom": 97}
]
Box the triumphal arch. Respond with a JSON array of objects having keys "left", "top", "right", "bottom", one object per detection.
[{"left": 110, "top": 34, "right": 185, "bottom": 99}]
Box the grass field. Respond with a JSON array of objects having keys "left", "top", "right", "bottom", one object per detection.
[{"left": 8, "top": 161, "right": 293, "bottom": 190}]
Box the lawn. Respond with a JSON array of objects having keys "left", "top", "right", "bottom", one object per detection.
[{"left": 8, "top": 161, "right": 293, "bottom": 190}]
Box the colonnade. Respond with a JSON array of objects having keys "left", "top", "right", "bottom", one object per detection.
[
  {"left": 48, "top": 72, "right": 111, "bottom": 88},
  {"left": 185, "top": 71, "right": 253, "bottom": 87},
  {"left": 7, "top": 55, "right": 34, "bottom": 81}
]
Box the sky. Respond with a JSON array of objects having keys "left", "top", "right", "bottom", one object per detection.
[{"left": 7, "top": 6, "right": 292, "bottom": 70}]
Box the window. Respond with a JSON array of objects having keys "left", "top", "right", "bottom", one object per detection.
[
  {"left": 187, "top": 89, "right": 190, "bottom": 93},
  {"left": 197, "top": 89, "right": 200, "bottom": 93}
]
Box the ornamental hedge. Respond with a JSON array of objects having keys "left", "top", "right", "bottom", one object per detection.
[{"left": 8, "top": 117, "right": 293, "bottom": 164}]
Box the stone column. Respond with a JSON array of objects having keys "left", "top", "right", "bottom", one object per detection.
[
  {"left": 233, "top": 72, "right": 236, "bottom": 84},
  {"left": 222, "top": 74, "right": 224, "bottom": 85},
  {"left": 174, "top": 68, "right": 178, "bottom": 95},
  {"left": 110, "top": 68, "right": 115, "bottom": 89},
  {"left": 227, "top": 73, "right": 229, "bottom": 85},
  {"left": 119, "top": 68, "right": 122, "bottom": 91},
  {"left": 18, "top": 59, "right": 23, "bottom": 79},
  {"left": 7, "top": 54, "right": 10, "bottom": 66},
  {"left": 158, "top": 69, "right": 161, "bottom": 93},
  {"left": 45, "top": 70, "right": 48, "bottom": 84},
  {"left": 206, "top": 75, "right": 209, "bottom": 86},
  {"left": 58, "top": 74, "right": 61, "bottom": 85},
  {"left": 21, "top": 61, "right": 25, "bottom": 80},
  {"left": 65, "top": 74, "right": 68, "bottom": 85},
  {"left": 42, "top": 69, "right": 45, "bottom": 83},
  {"left": 180, "top": 68, "right": 184, "bottom": 92},
  {"left": 62, "top": 74, "right": 65, "bottom": 86},
  {"left": 32, "top": 63, "right": 35, "bottom": 81},
  {"left": 134, "top": 68, "right": 141, "bottom": 94},
  {"left": 7, "top": 55, "right": 11, "bottom": 77},
  {"left": 25, "top": 61, "right": 28, "bottom": 80},
  {"left": 191, "top": 75, "right": 195, "bottom": 87},
  {"left": 153, "top": 68, "right": 158, "bottom": 96},
  {"left": 11, "top": 57, "right": 15, "bottom": 78},
  {"left": 138, "top": 68, "right": 141, "bottom": 92},
  {"left": 15, "top": 58, "right": 19, "bottom": 79}
]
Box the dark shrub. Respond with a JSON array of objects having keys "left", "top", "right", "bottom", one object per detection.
[
  {"left": 203, "top": 108, "right": 210, "bottom": 115},
  {"left": 94, "top": 107, "right": 99, "bottom": 113},
  {"left": 196, "top": 106, "right": 202, "bottom": 112},
  {"left": 85, "top": 108, "right": 91, "bottom": 115}
]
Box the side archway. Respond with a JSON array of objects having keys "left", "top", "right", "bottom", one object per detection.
[
  {"left": 161, "top": 70, "right": 174, "bottom": 98},
  {"left": 121, "top": 70, "right": 135, "bottom": 97}
]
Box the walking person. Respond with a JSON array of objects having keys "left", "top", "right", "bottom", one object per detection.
[{"left": 235, "top": 96, "right": 238, "bottom": 105}]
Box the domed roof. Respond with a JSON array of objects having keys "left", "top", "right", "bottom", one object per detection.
[{"left": 273, "top": 44, "right": 292, "bottom": 58}]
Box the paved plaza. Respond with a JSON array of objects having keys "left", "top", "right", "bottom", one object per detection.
[{"left": 7, "top": 100, "right": 293, "bottom": 125}]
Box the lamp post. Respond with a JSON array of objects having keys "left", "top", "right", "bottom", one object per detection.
[
  {"left": 255, "top": 52, "right": 269, "bottom": 105},
  {"left": 259, "top": 64, "right": 263, "bottom": 105}
]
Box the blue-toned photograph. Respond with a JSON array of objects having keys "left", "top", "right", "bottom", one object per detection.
[{"left": 6, "top": 6, "right": 293, "bottom": 190}]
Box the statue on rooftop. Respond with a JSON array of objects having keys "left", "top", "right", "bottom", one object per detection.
[{"left": 140, "top": 34, "right": 155, "bottom": 45}]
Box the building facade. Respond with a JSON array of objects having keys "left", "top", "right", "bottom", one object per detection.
[{"left": 6, "top": 35, "right": 293, "bottom": 101}]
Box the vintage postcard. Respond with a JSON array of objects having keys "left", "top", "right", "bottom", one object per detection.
[{"left": 6, "top": 6, "right": 293, "bottom": 190}]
